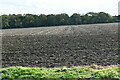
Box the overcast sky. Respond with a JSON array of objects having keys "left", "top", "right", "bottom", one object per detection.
[{"left": 0, "top": 0, "right": 119, "bottom": 16}]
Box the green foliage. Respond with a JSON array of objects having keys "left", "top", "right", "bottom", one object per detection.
[
  {"left": 92, "top": 68, "right": 120, "bottom": 78},
  {"left": 69, "top": 13, "right": 81, "bottom": 25},
  {"left": 1, "top": 12, "right": 119, "bottom": 29},
  {"left": 0, "top": 66, "right": 119, "bottom": 80}
]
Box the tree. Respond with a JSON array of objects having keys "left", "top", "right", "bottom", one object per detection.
[
  {"left": 97, "top": 12, "right": 113, "bottom": 23},
  {"left": 15, "top": 14, "right": 23, "bottom": 28},
  {"left": 56, "top": 13, "right": 69, "bottom": 25},
  {"left": 86, "top": 12, "right": 98, "bottom": 24},
  {"left": 39, "top": 14, "right": 47, "bottom": 26},
  {"left": 46, "top": 14, "right": 56, "bottom": 26},
  {"left": 81, "top": 14, "right": 90, "bottom": 24},
  {"left": 8, "top": 14, "right": 17, "bottom": 28},
  {"left": 2, "top": 14, "right": 10, "bottom": 29},
  {"left": 69, "top": 13, "right": 81, "bottom": 25},
  {"left": 1, "top": 12, "right": 118, "bottom": 29},
  {"left": 22, "top": 14, "right": 35, "bottom": 27}
]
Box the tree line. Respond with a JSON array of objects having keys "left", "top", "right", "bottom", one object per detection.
[{"left": 1, "top": 12, "right": 119, "bottom": 29}]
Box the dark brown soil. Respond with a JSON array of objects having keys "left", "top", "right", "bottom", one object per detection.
[{"left": 2, "top": 23, "right": 119, "bottom": 68}]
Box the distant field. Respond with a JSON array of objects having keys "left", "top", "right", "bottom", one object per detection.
[
  {"left": 2, "top": 23, "right": 119, "bottom": 68},
  {"left": 2, "top": 23, "right": 118, "bottom": 36}
]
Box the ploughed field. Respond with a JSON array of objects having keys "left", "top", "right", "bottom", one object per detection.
[{"left": 2, "top": 23, "right": 119, "bottom": 68}]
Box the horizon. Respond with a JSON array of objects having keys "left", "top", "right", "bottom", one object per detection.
[{"left": 0, "top": 12, "right": 118, "bottom": 16}]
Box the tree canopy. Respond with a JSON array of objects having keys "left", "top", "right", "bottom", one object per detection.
[{"left": 1, "top": 12, "right": 119, "bottom": 29}]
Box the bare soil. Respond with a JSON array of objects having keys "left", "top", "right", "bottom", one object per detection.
[{"left": 2, "top": 23, "right": 119, "bottom": 68}]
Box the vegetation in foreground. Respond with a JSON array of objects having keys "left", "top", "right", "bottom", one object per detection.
[{"left": 0, "top": 65, "right": 120, "bottom": 80}]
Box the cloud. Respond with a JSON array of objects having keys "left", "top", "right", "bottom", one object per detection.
[
  {"left": 119, "top": 1, "right": 120, "bottom": 15},
  {"left": 0, "top": 0, "right": 119, "bottom": 15}
]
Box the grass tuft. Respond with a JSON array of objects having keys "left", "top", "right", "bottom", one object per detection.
[{"left": 0, "top": 65, "right": 120, "bottom": 80}]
